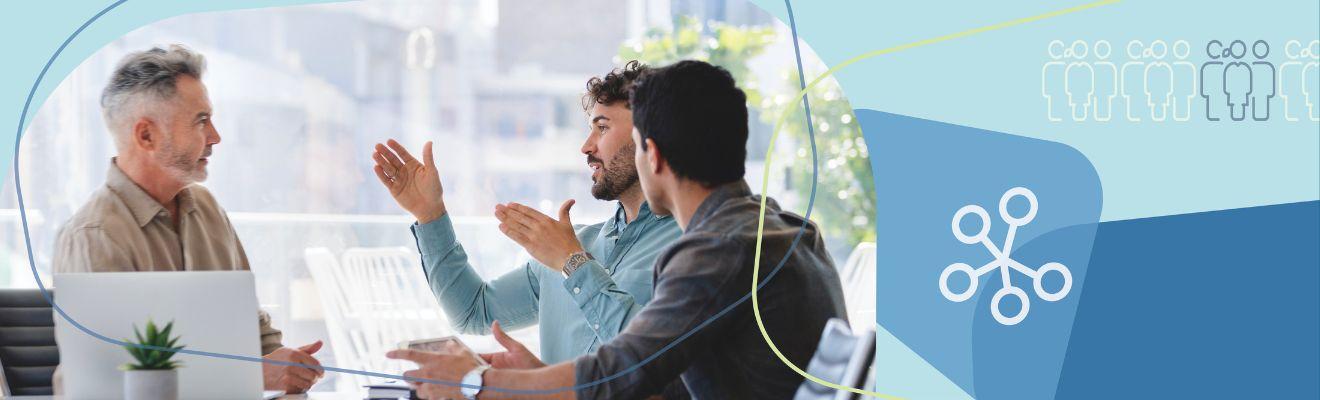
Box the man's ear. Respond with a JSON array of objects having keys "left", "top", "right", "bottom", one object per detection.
[
  {"left": 131, "top": 117, "right": 157, "bottom": 151},
  {"left": 644, "top": 138, "right": 664, "bottom": 175}
]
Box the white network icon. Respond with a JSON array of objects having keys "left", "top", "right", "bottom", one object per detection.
[{"left": 939, "top": 187, "right": 1073, "bottom": 326}]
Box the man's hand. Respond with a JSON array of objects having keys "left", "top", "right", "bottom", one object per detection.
[
  {"left": 480, "top": 321, "right": 546, "bottom": 370},
  {"left": 388, "top": 349, "right": 480, "bottom": 400},
  {"left": 373, "top": 139, "right": 447, "bottom": 224},
  {"left": 494, "top": 200, "right": 586, "bottom": 271},
  {"left": 262, "top": 341, "right": 324, "bottom": 394}
]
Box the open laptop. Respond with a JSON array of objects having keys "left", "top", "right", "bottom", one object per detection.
[{"left": 53, "top": 271, "right": 277, "bottom": 399}]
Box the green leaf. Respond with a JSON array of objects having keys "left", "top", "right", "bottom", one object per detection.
[
  {"left": 158, "top": 321, "right": 174, "bottom": 345},
  {"left": 146, "top": 320, "right": 158, "bottom": 345},
  {"left": 123, "top": 318, "right": 184, "bottom": 370}
]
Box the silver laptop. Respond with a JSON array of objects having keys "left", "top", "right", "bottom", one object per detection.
[{"left": 53, "top": 271, "right": 267, "bottom": 399}]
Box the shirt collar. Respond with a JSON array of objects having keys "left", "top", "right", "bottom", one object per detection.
[
  {"left": 605, "top": 201, "right": 668, "bottom": 236},
  {"left": 689, "top": 180, "right": 753, "bottom": 228},
  {"left": 105, "top": 158, "right": 200, "bottom": 228}
]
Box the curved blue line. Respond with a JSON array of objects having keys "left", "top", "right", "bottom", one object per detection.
[{"left": 12, "top": 0, "right": 824, "bottom": 395}]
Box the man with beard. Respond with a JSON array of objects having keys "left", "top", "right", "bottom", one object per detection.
[
  {"left": 52, "top": 45, "right": 325, "bottom": 394},
  {"left": 386, "top": 60, "right": 848, "bottom": 400},
  {"left": 371, "top": 61, "right": 681, "bottom": 370}
]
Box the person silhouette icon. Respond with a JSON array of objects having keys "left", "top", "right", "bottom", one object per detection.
[
  {"left": 1223, "top": 40, "right": 1254, "bottom": 121},
  {"left": 1249, "top": 40, "right": 1276, "bottom": 121},
  {"left": 1122, "top": 40, "right": 1149, "bottom": 122},
  {"left": 1277, "top": 39, "right": 1309, "bottom": 121},
  {"left": 1170, "top": 40, "right": 1198, "bottom": 121},
  {"left": 1302, "top": 40, "right": 1320, "bottom": 122},
  {"left": 1144, "top": 40, "right": 1174, "bottom": 121},
  {"left": 1145, "top": 40, "right": 1177, "bottom": 122},
  {"left": 1278, "top": 40, "right": 1309, "bottom": 121},
  {"left": 1092, "top": 40, "right": 1118, "bottom": 121},
  {"left": 1043, "top": 40, "right": 1068, "bottom": 122},
  {"left": 1064, "top": 40, "right": 1095, "bottom": 121},
  {"left": 1201, "top": 40, "right": 1228, "bottom": 121}
]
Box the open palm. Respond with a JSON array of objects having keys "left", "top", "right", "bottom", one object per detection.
[
  {"left": 372, "top": 139, "right": 446, "bottom": 224},
  {"left": 478, "top": 321, "right": 545, "bottom": 370}
]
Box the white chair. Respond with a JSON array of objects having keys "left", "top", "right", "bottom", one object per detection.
[
  {"left": 839, "top": 242, "right": 876, "bottom": 334},
  {"left": 305, "top": 248, "right": 361, "bottom": 391},
  {"left": 305, "top": 247, "right": 452, "bottom": 392}
]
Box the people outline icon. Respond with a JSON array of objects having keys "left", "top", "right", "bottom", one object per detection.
[
  {"left": 1046, "top": 38, "right": 1311, "bottom": 123},
  {"left": 1171, "top": 40, "right": 1198, "bottom": 122},
  {"left": 1092, "top": 40, "right": 1118, "bottom": 122},
  {"left": 1249, "top": 40, "right": 1277, "bottom": 121},
  {"left": 1144, "top": 40, "right": 1175, "bottom": 122},
  {"left": 1064, "top": 40, "right": 1095, "bottom": 122},
  {"left": 1043, "top": 40, "right": 1069, "bottom": 122},
  {"left": 1122, "top": 39, "right": 1149, "bottom": 122}
]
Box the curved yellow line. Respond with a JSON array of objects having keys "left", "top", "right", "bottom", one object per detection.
[{"left": 750, "top": 1, "right": 1121, "bottom": 398}]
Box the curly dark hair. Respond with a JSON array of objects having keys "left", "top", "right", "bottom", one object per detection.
[{"left": 581, "top": 60, "right": 649, "bottom": 111}]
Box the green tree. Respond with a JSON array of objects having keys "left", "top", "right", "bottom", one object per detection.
[
  {"left": 618, "top": 17, "right": 876, "bottom": 246},
  {"left": 768, "top": 73, "right": 875, "bottom": 245}
]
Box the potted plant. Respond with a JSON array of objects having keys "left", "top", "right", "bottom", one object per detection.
[{"left": 121, "top": 319, "right": 185, "bottom": 400}]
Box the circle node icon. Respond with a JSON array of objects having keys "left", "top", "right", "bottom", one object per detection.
[{"left": 938, "top": 187, "right": 1073, "bottom": 326}]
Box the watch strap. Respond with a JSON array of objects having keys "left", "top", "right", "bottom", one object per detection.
[
  {"left": 461, "top": 364, "right": 491, "bottom": 399},
  {"left": 561, "top": 251, "right": 595, "bottom": 279}
]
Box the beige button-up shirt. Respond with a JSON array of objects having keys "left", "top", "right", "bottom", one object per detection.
[{"left": 53, "top": 159, "right": 283, "bottom": 354}]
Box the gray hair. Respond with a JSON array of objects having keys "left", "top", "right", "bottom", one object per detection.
[{"left": 100, "top": 44, "right": 206, "bottom": 147}]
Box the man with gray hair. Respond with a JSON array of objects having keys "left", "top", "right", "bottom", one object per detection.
[{"left": 52, "top": 45, "right": 325, "bottom": 394}]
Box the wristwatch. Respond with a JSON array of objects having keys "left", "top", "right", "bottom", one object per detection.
[
  {"left": 561, "top": 251, "right": 595, "bottom": 279},
  {"left": 460, "top": 364, "right": 490, "bottom": 400}
]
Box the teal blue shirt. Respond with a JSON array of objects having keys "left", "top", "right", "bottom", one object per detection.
[{"left": 410, "top": 202, "right": 681, "bottom": 364}]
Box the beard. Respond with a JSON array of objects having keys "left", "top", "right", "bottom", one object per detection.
[
  {"left": 590, "top": 142, "right": 639, "bottom": 201},
  {"left": 156, "top": 135, "right": 209, "bottom": 184}
]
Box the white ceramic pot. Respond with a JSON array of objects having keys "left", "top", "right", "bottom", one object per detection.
[{"left": 124, "top": 369, "right": 178, "bottom": 400}]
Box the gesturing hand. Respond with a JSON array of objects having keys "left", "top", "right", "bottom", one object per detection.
[
  {"left": 494, "top": 200, "right": 586, "bottom": 271},
  {"left": 372, "top": 139, "right": 447, "bottom": 224},
  {"left": 262, "top": 341, "right": 324, "bottom": 394},
  {"left": 479, "top": 321, "right": 546, "bottom": 370},
  {"left": 388, "top": 349, "right": 479, "bottom": 400}
]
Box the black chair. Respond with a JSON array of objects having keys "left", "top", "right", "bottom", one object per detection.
[
  {"left": 0, "top": 289, "right": 59, "bottom": 396},
  {"left": 793, "top": 318, "right": 876, "bottom": 400}
]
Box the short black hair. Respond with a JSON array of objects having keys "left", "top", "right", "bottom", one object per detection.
[
  {"left": 629, "top": 60, "right": 748, "bottom": 187},
  {"left": 582, "top": 60, "right": 648, "bottom": 110}
]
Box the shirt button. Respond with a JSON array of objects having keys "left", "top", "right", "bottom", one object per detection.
[
  {"left": 573, "top": 287, "right": 581, "bottom": 295},
  {"left": 593, "top": 324, "right": 600, "bottom": 330}
]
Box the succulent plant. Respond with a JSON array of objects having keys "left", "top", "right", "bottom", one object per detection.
[{"left": 122, "top": 319, "right": 185, "bottom": 370}]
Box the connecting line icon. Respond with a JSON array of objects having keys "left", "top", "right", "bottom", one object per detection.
[{"left": 938, "top": 187, "right": 1073, "bottom": 325}]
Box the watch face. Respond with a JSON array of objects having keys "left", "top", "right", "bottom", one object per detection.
[
  {"left": 461, "top": 366, "right": 485, "bottom": 398},
  {"left": 563, "top": 252, "right": 593, "bottom": 276}
]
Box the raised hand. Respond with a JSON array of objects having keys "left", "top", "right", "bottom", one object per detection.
[
  {"left": 372, "top": 139, "right": 446, "bottom": 224},
  {"left": 494, "top": 200, "right": 586, "bottom": 271}
]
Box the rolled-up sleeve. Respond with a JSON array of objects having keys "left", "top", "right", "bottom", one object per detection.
[
  {"left": 574, "top": 235, "right": 744, "bottom": 399},
  {"left": 257, "top": 310, "right": 283, "bottom": 355},
  {"left": 411, "top": 214, "right": 541, "bottom": 334}
]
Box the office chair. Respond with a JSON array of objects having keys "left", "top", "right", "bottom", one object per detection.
[
  {"left": 793, "top": 318, "right": 877, "bottom": 400},
  {"left": 0, "top": 288, "right": 59, "bottom": 396}
]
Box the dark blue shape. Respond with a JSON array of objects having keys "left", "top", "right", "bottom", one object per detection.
[{"left": 1056, "top": 201, "right": 1320, "bottom": 399}]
